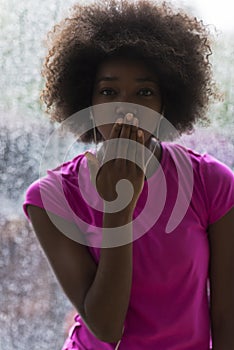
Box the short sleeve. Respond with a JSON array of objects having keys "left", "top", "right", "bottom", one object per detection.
[
  {"left": 199, "top": 153, "right": 234, "bottom": 225},
  {"left": 23, "top": 179, "right": 43, "bottom": 220},
  {"left": 23, "top": 172, "right": 75, "bottom": 222}
]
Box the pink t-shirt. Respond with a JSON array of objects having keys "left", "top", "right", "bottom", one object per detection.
[{"left": 23, "top": 141, "right": 234, "bottom": 350}]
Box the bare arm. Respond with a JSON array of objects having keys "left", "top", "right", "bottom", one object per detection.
[
  {"left": 28, "top": 113, "right": 144, "bottom": 343},
  {"left": 208, "top": 206, "right": 234, "bottom": 350},
  {"left": 84, "top": 113, "right": 144, "bottom": 341},
  {"left": 84, "top": 209, "right": 133, "bottom": 342},
  {"left": 28, "top": 205, "right": 132, "bottom": 343}
]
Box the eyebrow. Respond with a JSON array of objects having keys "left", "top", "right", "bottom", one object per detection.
[{"left": 96, "top": 76, "right": 159, "bottom": 84}]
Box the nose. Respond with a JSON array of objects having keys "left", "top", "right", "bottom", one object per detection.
[{"left": 115, "top": 103, "right": 138, "bottom": 118}]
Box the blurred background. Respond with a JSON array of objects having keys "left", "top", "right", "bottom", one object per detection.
[{"left": 0, "top": 0, "right": 233, "bottom": 349}]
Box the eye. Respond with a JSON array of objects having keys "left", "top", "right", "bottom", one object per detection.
[
  {"left": 138, "top": 88, "right": 154, "bottom": 96},
  {"left": 100, "top": 88, "right": 116, "bottom": 96}
]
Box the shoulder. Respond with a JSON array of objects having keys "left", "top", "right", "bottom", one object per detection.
[
  {"left": 25, "top": 151, "right": 87, "bottom": 195},
  {"left": 23, "top": 150, "right": 91, "bottom": 221},
  {"left": 197, "top": 150, "right": 234, "bottom": 200},
  {"left": 165, "top": 141, "right": 234, "bottom": 180},
  {"left": 200, "top": 152, "right": 234, "bottom": 225},
  {"left": 165, "top": 142, "right": 234, "bottom": 224}
]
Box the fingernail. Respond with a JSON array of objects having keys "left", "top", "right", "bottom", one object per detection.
[
  {"left": 138, "top": 130, "right": 143, "bottom": 137},
  {"left": 116, "top": 118, "right": 123, "bottom": 125},
  {"left": 126, "top": 113, "right": 133, "bottom": 121}
]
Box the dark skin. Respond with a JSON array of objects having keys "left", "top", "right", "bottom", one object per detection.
[
  {"left": 90, "top": 56, "right": 163, "bottom": 205},
  {"left": 27, "top": 56, "right": 234, "bottom": 347},
  {"left": 28, "top": 57, "right": 165, "bottom": 343},
  {"left": 92, "top": 56, "right": 163, "bottom": 145},
  {"left": 88, "top": 53, "right": 234, "bottom": 348}
]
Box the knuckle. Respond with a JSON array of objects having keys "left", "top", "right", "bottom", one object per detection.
[
  {"left": 131, "top": 126, "right": 137, "bottom": 133},
  {"left": 115, "top": 123, "right": 121, "bottom": 131},
  {"left": 123, "top": 124, "right": 131, "bottom": 131}
]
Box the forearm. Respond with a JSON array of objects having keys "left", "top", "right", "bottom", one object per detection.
[{"left": 84, "top": 208, "right": 133, "bottom": 342}]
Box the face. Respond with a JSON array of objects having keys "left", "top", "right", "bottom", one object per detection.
[{"left": 92, "top": 56, "right": 163, "bottom": 146}]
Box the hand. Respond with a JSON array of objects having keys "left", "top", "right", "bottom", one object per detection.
[{"left": 85, "top": 113, "right": 145, "bottom": 213}]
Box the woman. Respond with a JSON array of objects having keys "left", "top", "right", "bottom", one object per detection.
[{"left": 23, "top": 1, "right": 234, "bottom": 349}]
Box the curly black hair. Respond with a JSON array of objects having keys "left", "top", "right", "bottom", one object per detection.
[{"left": 41, "top": 0, "right": 218, "bottom": 143}]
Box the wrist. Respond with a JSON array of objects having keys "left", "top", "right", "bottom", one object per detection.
[
  {"left": 102, "top": 210, "right": 133, "bottom": 247},
  {"left": 103, "top": 206, "right": 134, "bottom": 228}
]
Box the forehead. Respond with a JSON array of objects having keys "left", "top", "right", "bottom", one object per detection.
[{"left": 96, "top": 56, "right": 157, "bottom": 78}]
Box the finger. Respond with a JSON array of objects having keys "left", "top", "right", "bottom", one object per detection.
[
  {"left": 116, "top": 113, "right": 134, "bottom": 160},
  {"left": 103, "top": 118, "right": 123, "bottom": 163},
  {"left": 136, "top": 129, "right": 145, "bottom": 173},
  {"left": 127, "top": 117, "right": 138, "bottom": 166}
]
